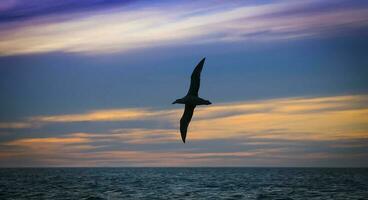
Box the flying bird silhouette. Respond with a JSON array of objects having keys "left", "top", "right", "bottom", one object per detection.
[{"left": 172, "top": 58, "right": 212, "bottom": 143}]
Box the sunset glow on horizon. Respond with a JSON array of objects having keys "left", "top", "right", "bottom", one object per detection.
[{"left": 1, "top": 95, "right": 367, "bottom": 167}]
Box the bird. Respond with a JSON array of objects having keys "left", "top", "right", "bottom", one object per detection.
[{"left": 172, "top": 57, "right": 212, "bottom": 143}]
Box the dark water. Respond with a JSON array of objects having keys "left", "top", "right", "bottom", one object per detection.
[{"left": 0, "top": 168, "right": 367, "bottom": 200}]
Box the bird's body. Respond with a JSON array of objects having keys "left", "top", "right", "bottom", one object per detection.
[
  {"left": 174, "top": 95, "right": 211, "bottom": 106},
  {"left": 172, "top": 58, "right": 211, "bottom": 143}
]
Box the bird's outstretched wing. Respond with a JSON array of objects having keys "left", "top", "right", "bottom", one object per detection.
[
  {"left": 180, "top": 104, "right": 196, "bottom": 143},
  {"left": 187, "top": 58, "right": 205, "bottom": 97}
]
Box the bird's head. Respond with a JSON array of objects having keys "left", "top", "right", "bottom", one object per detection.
[{"left": 172, "top": 98, "right": 185, "bottom": 104}]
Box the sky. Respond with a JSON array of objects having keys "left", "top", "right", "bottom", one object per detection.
[{"left": 0, "top": 0, "right": 367, "bottom": 167}]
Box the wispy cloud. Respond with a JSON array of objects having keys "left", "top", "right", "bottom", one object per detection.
[
  {"left": 1, "top": 94, "right": 367, "bottom": 166},
  {"left": 0, "top": 122, "right": 35, "bottom": 129},
  {"left": 191, "top": 95, "right": 368, "bottom": 141},
  {"left": 31, "top": 108, "right": 176, "bottom": 123},
  {"left": 0, "top": 0, "right": 367, "bottom": 56}
]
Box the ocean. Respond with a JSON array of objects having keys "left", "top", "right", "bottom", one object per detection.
[{"left": 0, "top": 168, "right": 367, "bottom": 200}]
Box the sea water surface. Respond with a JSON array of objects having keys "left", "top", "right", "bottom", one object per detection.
[{"left": 0, "top": 168, "right": 367, "bottom": 200}]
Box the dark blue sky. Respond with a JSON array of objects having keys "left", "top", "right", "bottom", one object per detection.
[{"left": 1, "top": 36, "right": 367, "bottom": 120}]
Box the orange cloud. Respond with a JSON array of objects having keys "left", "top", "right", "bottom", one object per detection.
[
  {"left": 30, "top": 108, "right": 177, "bottom": 123},
  {"left": 69, "top": 129, "right": 178, "bottom": 144},
  {"left": 189, "top": 95, "right": 368, "bottom": 141},
  {"left": 0, "top": 122, "right": 37, "bottom": 129},
  {"left": 5, "top": 136, "right": 92, "bottom": 153}
]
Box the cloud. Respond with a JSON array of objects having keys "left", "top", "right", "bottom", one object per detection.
[
  {"left": 0, "top": 0, "right": 132, "bottom": 21},
  {"left": 0, "top": 122, "right": 36, "bottom": 129},
  {"left": 3, "top": 95, "right": 367, "bottom": 135},
  {"left": 0, "top": 132, "right": 278, "bottom": 167},
  {"left": 0, "top": 0, "right": 367, "bottom": 56},
  {"left": 30, "top": 108, "right": 177, "bottom": 123},
  {"left": 1, "top": 94, "right": 367, "bottom": 166},
  {"left": 190, "top": 95, "right": 368, "bottom": 141},
  {"left": 2, "top": 134, "right": 367, "bottom": 167}
]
